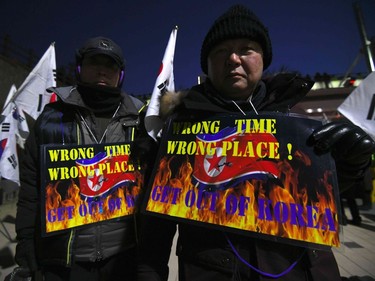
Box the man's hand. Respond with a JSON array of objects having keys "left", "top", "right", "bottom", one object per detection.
[
  {"left": 4, "top": 266, "right": 32, "bottom": 281},
  {"left": 307, "top": 121, "right": 375, "bottom": 192},
  {"left": 15, "top": 239, "right": 38, "bottom": 272}
]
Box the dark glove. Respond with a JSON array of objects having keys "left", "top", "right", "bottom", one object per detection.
[
  {"left": 307, "top": 121, "right": 375, "bottom": 192},
  {"left": 4, "top": 266, "right": 32, "bottom": 281},
  {"left": 15, "top": 239, "right": 38, "bottom": 272}
]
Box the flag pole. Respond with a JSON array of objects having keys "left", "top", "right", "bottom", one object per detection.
[{"left": 145, "top": 26, "right": 178, "bottom": 141}]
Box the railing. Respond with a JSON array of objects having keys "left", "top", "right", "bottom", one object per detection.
[
  {"left": 0, "top": 34, "right": 75, "bottom": 86},
  {"left": 1, "top": 34, "right": 38, "bottom": 69}
]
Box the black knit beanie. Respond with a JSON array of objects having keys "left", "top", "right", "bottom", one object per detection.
[{"left": 200, "top": 4, "right": 272, "bottom": 74}]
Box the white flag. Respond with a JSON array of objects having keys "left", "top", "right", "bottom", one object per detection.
[
  {"left": 145, "top": 26, "right": 178, "bottom": 141},
  {"left": 2, "top": 84, "right": 17, "bottom": 115},
  {"left": 0, "top": 108, "right": 20, "bottom": 185},
  {"left": 11, "top": 43, "right": 56, "bottom": 120},
  {"left": 2, "top": 85, "right": 29, "bottom": 148},
  {"left": 338, "top": 71, "right": 375, "bottom": 140}
]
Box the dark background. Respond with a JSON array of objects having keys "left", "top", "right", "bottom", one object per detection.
[{"left": 1, "top": 0, "right": 374, "bottom": 95}]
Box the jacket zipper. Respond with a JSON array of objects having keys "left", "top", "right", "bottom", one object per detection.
[
  {"left": 66, "top": 229, "right": 74, "bottom": 266},
  {"left": 96, "top": 224, "right": 103, "bottom": 261},
  {"left": 65, "top": 111, "right": 138, "bottom": 263},
  {"left": 65, "top": 122, "right": 81, "bottom": 266}
]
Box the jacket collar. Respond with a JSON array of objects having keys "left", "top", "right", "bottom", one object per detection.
[
  {"left": 47, "top": 86, "right": 141, "bottom": 117},
  {"left": 181, "top": 73, "right": 314, "bottom": 113},
  {"left": 158, "top": 73, "right": 314, "bottom": 121}
]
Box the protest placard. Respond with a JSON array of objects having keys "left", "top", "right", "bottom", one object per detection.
[
  {"left": 40, "top": 142, "right": 142, "bottom": 236},
  {"left": 142, "top": 113, "right": 341, "bottom": 248}
]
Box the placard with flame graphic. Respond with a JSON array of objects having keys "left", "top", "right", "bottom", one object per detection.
[
  {"left": 142, "top": 113, "right": 341, "bottom": 248},
  {"left": 40, "top": 142, "right": 142, "bottom": 236}
]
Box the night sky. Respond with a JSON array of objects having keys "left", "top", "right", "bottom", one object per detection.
[{"left": 1, "top": 0, "right": 374, "bottom": 95}]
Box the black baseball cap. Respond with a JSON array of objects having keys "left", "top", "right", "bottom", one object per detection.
[{"left": 76, "top": 36, "right": 125, "bottom": 69}]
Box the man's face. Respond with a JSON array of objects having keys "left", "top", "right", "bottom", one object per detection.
[
  {"left": 207, "top": 38, "right": 264, "bottom": 100},
  {"left": 80, "top": 54, "right": 121, "bottom": 87}
]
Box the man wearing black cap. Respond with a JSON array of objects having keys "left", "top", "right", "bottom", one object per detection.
[
  {"left": 12, "top": 36, "right": 153, "bottom": 281},
  {"left": 137, "top": 4, "right": 375, "bottom": 281}
]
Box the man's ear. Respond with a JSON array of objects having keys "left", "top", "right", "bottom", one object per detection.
[
  {"left": 118, "top": 70, "right": 124, "bottom": 86},
  {"left": 75, "top": 65, "right": 82, "bottom": 81}
]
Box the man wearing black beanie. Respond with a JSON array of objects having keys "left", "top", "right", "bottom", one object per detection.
[{"left": 138, "top": 4, "right": 375, "bottom": 281}]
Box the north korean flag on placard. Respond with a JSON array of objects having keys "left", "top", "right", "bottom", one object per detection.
[
  {"left": 192, "top": 126, "right": 280, "bottom": 191},
  {"left": 76, "top": 151, "right": 136, "bottom": 199}
]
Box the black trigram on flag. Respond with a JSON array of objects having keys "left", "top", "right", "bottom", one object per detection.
[
  {"left": 7, "top": 154, "right": 18, "bottom": 169},
  {"left": 366, "top": 94, "right": 375, "bottom": 120},
  {"left": 1, "top": 122, "right": 10, "bottom": 132},
  {"left": 157, "top": 79, "right": 169, "bottom": 93}
]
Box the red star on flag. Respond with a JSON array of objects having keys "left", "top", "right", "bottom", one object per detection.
[
  {"left": 87, "top": 168, "right": 104, "bottom": 192},
  {"left": 204, "top": 148, "right": 227, "bottom": 177}
]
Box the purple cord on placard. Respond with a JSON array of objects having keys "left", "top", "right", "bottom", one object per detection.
[{"left": 225, "top": 233, "right": 307, "bottom": 278}]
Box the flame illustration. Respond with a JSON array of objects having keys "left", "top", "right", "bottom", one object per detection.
[
  {"left": 45, "top": 171, "right": 143, "bottom": 233},
  {"left": 146, "top": 151, "right": 340, "bottom": 247}
]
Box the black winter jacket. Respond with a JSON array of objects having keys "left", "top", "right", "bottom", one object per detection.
[
  {"left": 15, "top": 86, "right": 149, "bottom": 268},
  {"left": 138, "top": 73, "right": 342, "bottom": 281}
]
